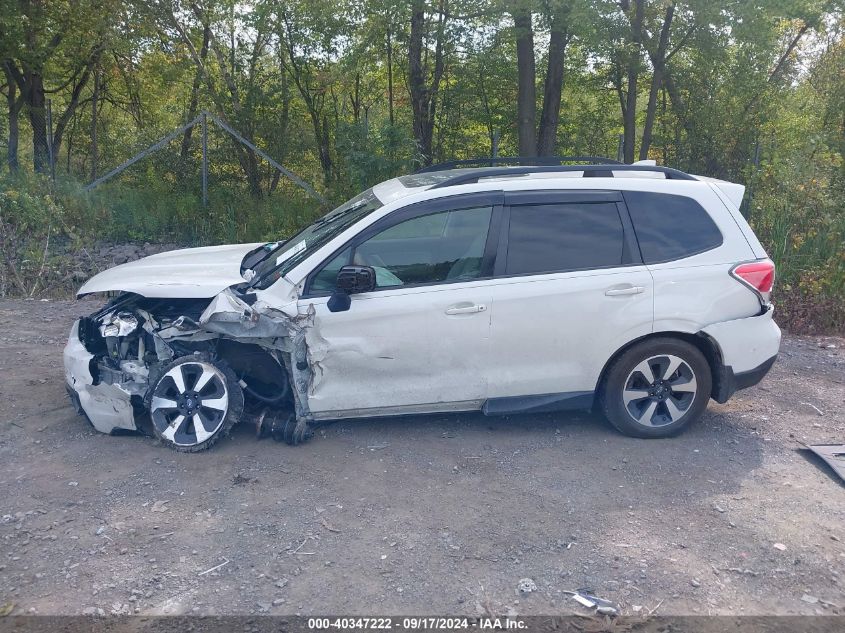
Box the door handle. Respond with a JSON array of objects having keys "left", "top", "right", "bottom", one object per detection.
[
  {"left": 605, "top": 285, "right": 645, "bottom": 296},
  {"left": 445, "top": 303, "right": 487, "bottom": 315}
]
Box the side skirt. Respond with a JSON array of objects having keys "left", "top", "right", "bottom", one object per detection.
[
  {"left": 482, "top": 391, "right": 595, "bottom": 416},
  {"left": 311, "top": 399, "right": 484, "bottom": 421},
  {"left": 311, "top": 392, "right": 597, "bottom": 422}
]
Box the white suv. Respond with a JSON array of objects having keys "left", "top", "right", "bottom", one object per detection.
[{"left": 64, "top": 160, "right": 781, "bottom": 451}]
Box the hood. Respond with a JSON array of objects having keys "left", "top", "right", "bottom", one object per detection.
[{"left": 77, "top": 243, "right": 263, "bottom": 298}]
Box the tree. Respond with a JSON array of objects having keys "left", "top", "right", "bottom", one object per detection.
[
  {"left": 618, "top": 0, "right": 644, "bottom": 163},
  {"left": 276, "top": 0, "right": 352, "bottom": 184},
  {"left": 512, "top": 0, "right": 536, "bottom": 156},
  {"left": 408, "top": 0, "right": 448, "bottom": 165},
  {"left": 537, "top": 0, "right": 575, "bottom": 155},
  {"left": 0, "top": 0, "right": 108, "bottom": 172},
  {"left": 511, "top": 0, "right": 576, "bottom": 157}
]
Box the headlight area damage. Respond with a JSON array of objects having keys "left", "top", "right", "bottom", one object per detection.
[{"left": 63, "top": 290, "right": 316, "bottom": 452}]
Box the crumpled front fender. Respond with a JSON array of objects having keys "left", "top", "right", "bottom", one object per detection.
[{"left": 63, "top": 320, "right": 137, "bottom": 434}]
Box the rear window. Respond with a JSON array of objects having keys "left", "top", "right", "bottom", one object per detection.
[
  {"left": 505, "top": 203, "right": 625, "bottom": 275},
  {"left": 624, "top": 191, "right": 722, "bottom": 263}
]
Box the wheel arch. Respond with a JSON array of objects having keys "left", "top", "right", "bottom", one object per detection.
[
  {"left": 592, "top": 330, "right": 724, "bottom": 408},
  {"left": 214, "top": 339, "right": 291, "bottom": 404}
]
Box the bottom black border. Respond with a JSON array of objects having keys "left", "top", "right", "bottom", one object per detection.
[{"left": 1, "top": 616, "right": 844, "bottom": 633}]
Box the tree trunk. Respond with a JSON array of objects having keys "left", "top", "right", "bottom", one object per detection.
[
  {"left": 2, "top": 62, "right": 21, "bottom": 172},
  {"left": 623, "top": 66, "right": 637, "bottom": 163},
  {"left": 640, "top": 3, "right": 674, "bottom": 161},
  {"left": 407, "top": 0, "right": 446, "bottom": 165},
  {"left": 66, "top": 111, "right": 76, "bottom": 173},
  {"left": 663, "top": 68, "right": 694, "bottom": 139},
  {"left": 386, "top": 25, "right": 395, "bottom": 126},
  {"left": 537, "top": 24, "right": 568, "bottom": 156},
  {"left": 513, "top": 2, "right": 537, "bottom": 157},
  {"left": 90, "top": 66, "right": 99, "bottom": 180},
  {"left": 408, "top": 0, "right": 434, "bottom": 164},
  {"left": 351, "top": 72, "right": 361, "bottom": 123},
  {"left": 621, "top": 0, "right": 644, "bottom": 163},
  {"left": 51, "top": 48, "right": 100, "bottom": 161},
  {"left": 26, "top": 71, "right": 49, "bottom": 173},
  {"left": 305, "top": 107, "right": 332, "bottom": 184},
  {"left": 181, "top": 24, "right": 210, "bottom": 160}
]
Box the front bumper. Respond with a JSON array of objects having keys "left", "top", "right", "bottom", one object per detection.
[{"left": 63, "top": 320, "right": 138, "bottom": 434}]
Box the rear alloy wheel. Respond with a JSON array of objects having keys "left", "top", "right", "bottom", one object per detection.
[
  {"left": 148, "top": 355, "right": 243, "bottom": 452},
  {"left": 600, "top": 338, "right": 711, "bottom": 438}
]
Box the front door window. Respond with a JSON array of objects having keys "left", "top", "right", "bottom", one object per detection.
[{"left": 310, "top": 206, "right": 493, "bottom": 294}]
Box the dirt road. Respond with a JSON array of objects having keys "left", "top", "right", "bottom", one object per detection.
[{"left": 1, "top": 298, "right": 843, "bottom": 617}]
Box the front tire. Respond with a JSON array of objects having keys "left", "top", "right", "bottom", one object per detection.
[
  {"left": 599, "top": 338, "right": 712, "bottom": 438},
  {"left": 146, "top": 354, "right": 244, "bottom": 452}
]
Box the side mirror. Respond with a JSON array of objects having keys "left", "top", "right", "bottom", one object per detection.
[
  {"left": 336, "top": 265, "right": 376, "bottom": 294},
  {"left": 327, "top": 265, "right": 376, "bottom": 313}
]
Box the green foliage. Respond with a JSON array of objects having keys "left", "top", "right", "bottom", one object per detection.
[
  {"left": 0, "top": 1, "right": 843, "bottom": 331},
  {"left": 0, "top": 172, "right": 78, "bottom": 296}
]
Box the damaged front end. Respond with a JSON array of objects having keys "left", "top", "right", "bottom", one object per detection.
[{"left": 64, "top": 289, "right": 315, "bottom": 451}]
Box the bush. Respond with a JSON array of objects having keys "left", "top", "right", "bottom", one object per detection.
[
  {"left": 750, "top": 156, "right": 845, "bottom": 334},
  {"left": 0, "top": 171, "right": 329, "bottom": 298},
  {"left": 0, "top": 174, "right": 80, "bottom": 297}
]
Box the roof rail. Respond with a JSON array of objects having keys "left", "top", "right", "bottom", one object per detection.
[
  {"left": 428, "top": 164, "right": 697, "bottom": 189},
  {"left": 416, "top": 155, "right": 622, "bottom": 173}
]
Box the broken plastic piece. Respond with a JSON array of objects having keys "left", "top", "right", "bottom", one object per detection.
[
  {"left": 567, "top": 591, "right": 619, "bottom": 615},
  {"left": 572, "top": 594, "right": 595, "bottom": 608},
  {"left": 804, "top": 444, "right": 845, "bottom": 484}
]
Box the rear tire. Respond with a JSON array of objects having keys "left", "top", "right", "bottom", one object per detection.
[{"left": 599, "top": 338, "right": 712, "bottom": 438}]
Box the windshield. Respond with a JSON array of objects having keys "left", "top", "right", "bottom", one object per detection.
[{"left": 249, "top": 188, "right": 383, "bottom": 289}]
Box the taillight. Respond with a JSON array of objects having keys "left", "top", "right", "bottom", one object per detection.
[{"left": 730, "top": 260, "right": 775, "bottom": 305}]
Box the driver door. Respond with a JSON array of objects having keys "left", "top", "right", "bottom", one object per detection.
[{"left": 298, "top": 192, "right": 503, "bottom": 417}]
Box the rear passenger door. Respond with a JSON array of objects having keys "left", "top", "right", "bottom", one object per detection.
[{"left": 485, "top": 191, "right": 654, "bottom": 402}]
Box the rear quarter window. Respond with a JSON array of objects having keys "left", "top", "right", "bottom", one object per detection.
[{"left": 623, "top": 191, "right": 722, "bottom": 264}]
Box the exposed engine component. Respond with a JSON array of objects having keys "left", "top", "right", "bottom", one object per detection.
[
  {"left": 65, "top": 291, "right": 301, "bottom": 452},
  {"left": 99, "top": 311, "right": 142, "bottom": 363},
  {"left": 269, "top": 410, "right": 312, "bottom": 445},
  {"left": 99, "top": 311, "right": 139, "bottom": 337}
]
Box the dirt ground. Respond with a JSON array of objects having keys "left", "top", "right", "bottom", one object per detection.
[{"left": 0, "top": 297, "right": 843, "bottom": 617}]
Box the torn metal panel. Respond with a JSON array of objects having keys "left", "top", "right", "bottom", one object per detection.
[
  {"left": 65, "top": 284, "right": 315, "bottom": 444},
  {"left": 804, "top": 444, "right": 845, "bottom": 484},
  {"left": 63, "top": 321, "right": 137, "bottom": 434},
  {"left": 198, "top": 289, "right": 302, "bottom": 341}
]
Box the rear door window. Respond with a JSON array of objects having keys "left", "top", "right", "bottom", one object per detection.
[
  {"left": 504, "top": 202, "right": 625, "bottom": 275},
  {"left": 623, "top": 191, "right": 723, "bottom": 263}
]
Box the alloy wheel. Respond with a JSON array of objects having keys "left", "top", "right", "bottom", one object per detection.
[
  {"left": 622, "top": 354, "right": 698, "bottom": 427},
  {"left": 150, "top": 361, "right": 229, "bottom": 446}
]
